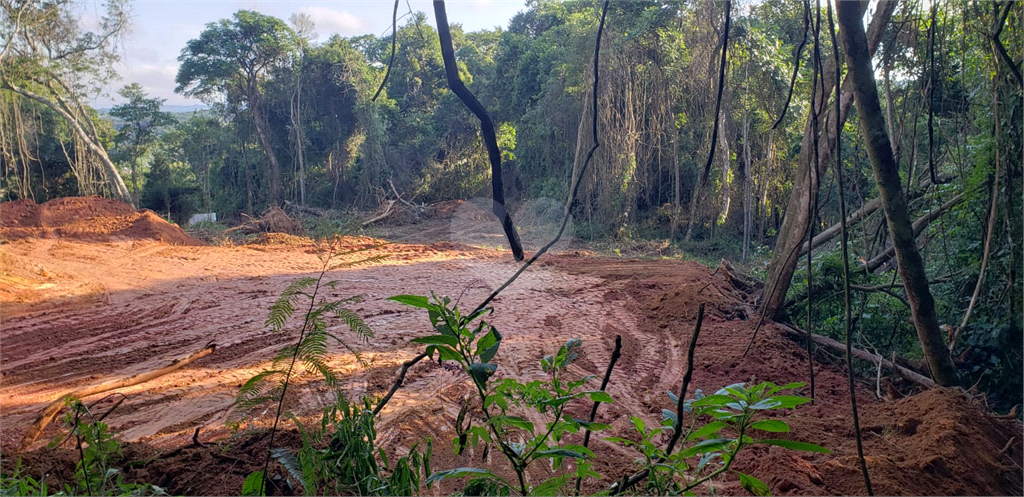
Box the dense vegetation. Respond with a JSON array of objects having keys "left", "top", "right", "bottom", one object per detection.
[{"left": 1, "top": 0, "right": 1021, "bottom": 413}]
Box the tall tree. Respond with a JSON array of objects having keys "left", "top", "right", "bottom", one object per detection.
[
  {"left": 175, "top": 10, "right": 297, "bottom": 205},
  {"left": 110, "top": 83, "right": 174, "bottom": 206},
  {"left": 0, "top": 0, "right": 133, "bottom": 203},
  {"left": 836, "top": 0, "right": 959, "bottom": 386},
  {"left": 759, "top": 1, "right": 896, "bottom": 320}
]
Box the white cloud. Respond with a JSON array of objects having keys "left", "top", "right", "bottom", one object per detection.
[{"left": 297, "top": 7, "right": 367, "bottom": 37}]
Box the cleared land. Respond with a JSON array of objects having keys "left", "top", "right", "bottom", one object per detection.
[{"left": 1, "top": 196, "right": 1020, "bottom": 495}]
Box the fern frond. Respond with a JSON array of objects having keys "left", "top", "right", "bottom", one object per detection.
[
  {"left": 334, "top": 308, "right": 374, "bottom": 342},
  {"left": 324, "top": 330, "right": 365, "bottom": 367},
  {"left": 302, "top": 354, "right": 338, "bottom": 388},
  {"left": 271, "top": 447, "right": 311, "bottom": 492},
  {"left": 297, "top": 329, "right": 329, "bottom": 363},
  {"left": 236, "top": 370, "right": 283, "bottom": 404},
  {"left": 265, "top": 277, "right": 318, "bottom": 332},
  {"left": 273, "top": 344, "right": 299, "bottom": 366}
]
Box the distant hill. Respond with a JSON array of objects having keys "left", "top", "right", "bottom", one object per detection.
[{"left": 162, "top": 104, "right": 209, "bottom": 113}]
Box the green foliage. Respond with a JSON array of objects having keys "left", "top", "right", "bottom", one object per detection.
[
  {"left": 270, "top": 396, "right": 431, "bottom": 496},
  {"left": 393, "top": 294, "right": 611, "bottom": 495},
  {"left": 0, "top": 460, "right": 49, "bottom": 497},
  {"left": 232, "top": 256, "right": 374, "bottom": 424},
  {"left": 235, "top": 238, "right": 438, "bottom": 497},
  {"left": 608, "top": 382, "right": 826, "bottom": 495},
  {"left": 51, "top": 403, "right": 166, "bottom": 496}
]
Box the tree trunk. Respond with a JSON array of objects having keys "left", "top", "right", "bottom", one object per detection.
[
  {"left": 252, "top": 107, "right": 281, "bottom": 205},
  {"left": 291, "top": 71, "right": 306, "bottom": 206},
  {"left": 837, "top": 0, "right": 959, "bottom": 386},
  {"left": 743, "top": 115, "right": 752, "bottom": 261},
  {"left": 760, "top": 0, "right": 896, "bottom": 320},
  {"left": 671, "top": 123, "right": 681, "bottom": 239}
]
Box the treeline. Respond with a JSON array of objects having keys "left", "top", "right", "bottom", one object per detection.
[{"left": 1, "top": 0, "right": 1021, "bottom": 409}]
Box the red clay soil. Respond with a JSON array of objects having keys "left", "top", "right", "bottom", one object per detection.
[
  {"left": 0, "top": 196, "right": 1020, "bottom": 495},
  {"left": 0, "top": 196, "right": 201, "bottom": 246}
]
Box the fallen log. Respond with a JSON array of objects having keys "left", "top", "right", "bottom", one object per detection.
[
  {"left": 19, "top": 342, "right": 216, "bottom": 450},
  {"left": 865, "top": 191, "right": 965, "bottom": 272},
  {"left": 799, "top": 175, "right": 951, "bottom": 256},
  {"left": 772, "top": 321, "right": 937, "bottom": 388},
  {"left": 361, "top": 200, "right": 397, "bottom": 227}
]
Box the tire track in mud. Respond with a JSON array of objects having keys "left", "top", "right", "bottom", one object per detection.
[{"left": 1, "top": 239, "right": 643, "bottom": 452}]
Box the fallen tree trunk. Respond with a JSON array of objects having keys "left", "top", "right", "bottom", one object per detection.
[
  {"left": 773, "top": 321, "right": 937, "bottom": 389},
  {"left": 361, "top": 200, "right": 397, "bottom": 227},
  {"left": 19, "top": 342, "right": 216, "bottom": 450},
  {"left": 865, "top": 191, "right": 966, "bottom": 272},
  {"left": 799, "top": 175, "right": 951, "bottom": 256}
]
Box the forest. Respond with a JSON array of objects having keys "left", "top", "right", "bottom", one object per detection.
[{"left": 0, "top": 0, "right": 1022, "bottom": 495}]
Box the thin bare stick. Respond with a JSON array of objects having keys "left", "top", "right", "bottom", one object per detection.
[
  {"left": 465, "top": 0, "right": 609, "bottom": 320},
  {"left": 575, "top": 335, "right": 622, "bottom": 496},
  {"left": 828, "top": 3, "right": 872, "bottom": 493},
  {"left": 372, "top": 352, "right": 429, "bottom": 416},
  {"left": 371, "top": 0, "right": 400, "bottom": 102},
  {"left": 20, "top": 342, "right": 216, "bottom": 450},
  {"left": 612, "top": 304, "right": 705, "bottom": 495},
  {"left": 665, "top": 303, "right": 705, "bottom": 456},
  {"left": 772, "top": 0, "right": 811, "bottom": 130}
]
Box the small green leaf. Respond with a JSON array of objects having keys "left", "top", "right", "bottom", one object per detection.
[
  {"left": 588, "top": 391, "right": 614, "bottom": 403},
  {"left": 242, "top": 471, "right": 264, "bottom": 496},
  {"left": 476, "top": 328, "right": 503, "bottom": 363},
  {"left": 532, "top": 448, "right": 586, "bottom": 460},
  {"left": 686, "top": 420, "right": 729, "bottom": 440},
  {"left": 469, "top": 362, "right": 497, "bottom": 387},
  {"left": 389, "top": 294, "right": 430, "bottom": 308},
  {"left": 631, "top": 416, "right": 646, "bottom": 434},
  {"left": 752, "top": 395, "right": 812, "bottom": 410},
  {"left": 749, "top": 419, "right": 791, "bottom": 433},
  {"left": 410, "top": 335, "right": 460, "bottom": 347},
  {"left": 680, "top": 438, "right": 733, "bottom": 457},
  {"left": 691, "top": 394, "right": 734, "bottom": 407},
  {"left": 735, "top": 471, "right": 772, "bottom": 496},
  {"left": 531, "top": 474, "right": 572, "bottom": 496},
  {"left": 570, "top": 418, "right": 610, "bottom": 431},
  {"left": 425, "top": 467, "right": 498, "bottom": 486},
  {"left": 759, "top": 439, "right": 830, "bottom": 453},
  {"left": 495, "top": 415, "right": 535, "bottom": 433}
]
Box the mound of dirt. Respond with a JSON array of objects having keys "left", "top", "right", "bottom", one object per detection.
[{"left": 1, "top": 196, "right": 201, "bottom": 246}]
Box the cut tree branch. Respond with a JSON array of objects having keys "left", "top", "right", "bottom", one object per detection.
[{"left": 20, "top": 342, "right": 216, "bottom": 450}]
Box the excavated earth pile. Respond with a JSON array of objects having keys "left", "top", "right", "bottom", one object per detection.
[{"left": 0, "top": 196, "right": 1020, "bottom": 495}]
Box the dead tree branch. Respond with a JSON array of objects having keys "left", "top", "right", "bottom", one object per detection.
[
  {"left": 434, "top": 1, "right": 523, "bottom": 261},
  {"left": 20, "top": 342, "right": 216, "bottom": 450}
]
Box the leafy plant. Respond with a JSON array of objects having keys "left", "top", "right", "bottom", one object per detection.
[
  {"left": 267, "top": 396, "right": 431, "bottom": 496},
  {"left": 233, "top": 237, "right": 377, "bottom": 424},
  {"left": 392, "top": 294, "right": 610, "bottom": 496},
  {"left": 608, "top": 381, "right": 827, "bottom": 495},
  {"left": 0, "top": 459, "right": 49, "bottom": 496},
  {"left": 50, "top": 402, "right": 166, "bottom": 496},
  {"left": 236, "top": 237, "right": 382, "bottom": 495}
]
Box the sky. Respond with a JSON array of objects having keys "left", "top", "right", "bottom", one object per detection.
[{"left": 93, "top": 0, "right": 529, "bottom": 109}]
